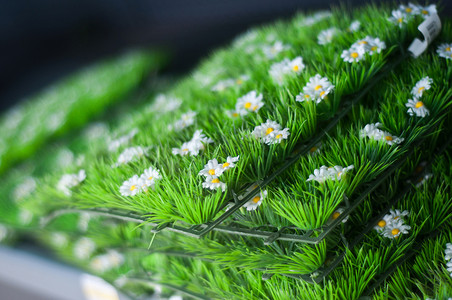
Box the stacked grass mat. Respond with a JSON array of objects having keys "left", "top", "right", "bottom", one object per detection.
[{"left": 1, "top": 2, "right": 452, "bottom": 299}]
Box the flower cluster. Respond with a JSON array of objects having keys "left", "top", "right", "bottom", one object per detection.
[
  {"left": 306, "top": 165, "right": 354, "bottom": 183},
  {"left": 445, "top": 243, "right": 452, "bottom": 277},
  {"left": 230, "top": 90, "right": 265, "bottom": 117},
  {"left": 57, "top": 170, "right": 86, "bottom": 196},
  {"left": 269, "top": 57, "right": 305, "bottom": 85},
  {"left": 341, "top": 36, "right": 386, "bottom": 63},
  {"left": 115, "top": 146, "right": 149, "bottom": 167},
  {"left": 262, "top": 41, "right": 290, "bottom": 59},
  {"left": 108, "top": 128, "right": 138, "bottom": 152},
  {"left": 200, "top": 156, "right": 239, "bottom": 192},
  {"left": 388, "top": 3, "right": 437, "bottom": 27},
  {"left": 360, "top": 123, "right": 404, "bottom": 146},
  {"left": 296, "top": 74, "right": 334, "bottom": 104},
  {"left": 252, "top": 119, "right": 290, "bottom": 145},
  {"left": 406, "top": 77, "right": 432, "bottom": 117},
  {"left": 347, "top": 20, "right": 361, "bottom": 32},
  {"left": 169, "top": 110, "right": 197, "bottom": 131},
  {"left": 437, "top": 43, "right": 452, "bottom": 60},
  {"left": 317, "top": 27, "right": 339, "bottom": 45},
  {"left": 239, "top": 183, "right": 268, "bottom": 211},
  {"left": 90, "top": 250, "right": 125, "bottom": 273},
  {"left": 172, "top": 129, "right": 213, "bottom": 156},
  {"left": 374, "top": 209, "right": 411, "bottom": 239},
  {"left": 119, "top": 166, "right": 162, "bottom": 196},
  {"left": 211, "top": 75, "right": 250, "bottom": 92}
]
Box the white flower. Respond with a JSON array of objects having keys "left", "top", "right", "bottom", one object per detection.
[
  {"left": 360, "top": 123, "right": 404, "bottom": 146},
  {"left": 308, "top": 143, "right": 322, "bottom": 155},
  {"left": 352, "top": 36, "right": 386, "bottom": 55},
  {"left": 172, "top": 130, "right": 214, "bottom": 157},
  {"left": 108, "top": 128, "right": 138, "bottom": 152},
  {"left": 406, "top": 99, "right": 430, "bottom": 117},
  {"left": 50, "top": 232, "right": 68, "bottom": 248},
  {"left": 388, "top": 10, "right": 407, "bottom": 27},
  {"left": 13, "top": 177, "right": 36, "bottom": 202},
  {"left": 202, "top": 176, "right": 226, "bottom": 192},
  {"left": 262, "top": 41, "right": 289, "bottom": 59},
  {"left": 150, "top": 94, "right": 182, "bottom": 113},
  {"left": 399, "top": 4, "right": 419, "bottom": 15},
  {"left": 225, "top": 110, "right": 240, "bottom": 119},
  {"left": 269, "top": 57, "right": 305, "bottom": 85},
  {"left": 447, "top": 260, "right": 452, "bottom": 273},
  {"left": 417, "top": 4, "right": 437, "bottom": 18},
  {"left": 348, "top": 20, "right": 361, "bottom": 32},
  {"left": 411, "top": 77, "right": 433, "bottom": 98},
  {"left": 329, "top": 207, "right": 349, "bottom": 223},
  {"left": 374, "top": 214, "right": 394, "bottom": 232},
  {"left": 252, "top": 119, "right": 290, "bottom": 145},
  {"left": 301, "top": 11, "right": 332, "bottom": 26},
  {"left": 78, "top": 213, "right": 91, "bottom": 232},
  {"left": 389, "top": 209, "right": 410, "bottom": 221},
  {"left": 296, "top": 74, "right": 334, "bottom": 104},
  {"left": 445, "top": 243, "right": 452, "bottom": 261},
  {"left": 19, "top": 209, "right": 33, "bottom": 225},
  {"left": 318, "top": 28, "right": 339, "bottom": 45},
  {"left": 169, "top": 110, "right": 197, "bottom": 131},
  {"left": 288, "top": 57, "right": 305, "bottom": 74},
  {"left": 90, "top": 250, "right": 124, "bottom": 273},
  {"left": 119, "top": 175, "right": 141, "bottom": 196},
  {"left": 74, "top": 237, "right": 96, "bottom": 260},
  {"left": 221, "top": 156, "right": 240, "bottom": 171},
  {"left": 437, "top": 43, "right": 452, "bottom": 60},
  {"left": 242, "top": 189, "right": 267, "bottom": 211},
  {"left": 115, "top": 146, "right": 148, "bottom": 166},
  {"left": 139, "top": 167, "right": 162, "bottom": 191},
  {"left": 211, "top": 79, "right": 235, "bottom": 92},
  {"left": 236, "top": 91, "right": 264, "bottom": 116},
  {"left": 381, "top": 132, "right": 404, "bottom": 146},
  {"left": 57, "top": 170, "right": 86, "bottom": 196},
  {"left": 83, "top": 122, "right": 109, "bottom": 140},
  {"left": 199, "top": 159, "right": 224, "bottom": 177},
  {"left": 306, "top": 165, "right": 354, "bottom": 183},
  {"left": 341, "top": 46, "right": 366, "bottom": 63},
  {"left": 382, "top": 219, "right": 411, "bottom": 239},
  {"left": 415, "top": 173, "right": 433, "bottom": 187}
]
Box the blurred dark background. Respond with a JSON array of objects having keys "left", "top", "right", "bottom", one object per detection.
[{"left": 0, "top": 0, "right": 448, "bottom": 112}]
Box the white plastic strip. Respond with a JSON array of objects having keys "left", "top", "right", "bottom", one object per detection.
[{"left": 408, "top": 13, "right": 442, "bottom": 58}]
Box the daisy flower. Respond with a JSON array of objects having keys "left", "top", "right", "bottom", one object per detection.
[
  {"left": 169, "top": 110, "right": 197, "bottom": 131},
  {"left": 352, "top": 36, "right": 387, "bottom": 55},
  {"left": 211, "top": 79, "right": 235, "bottom": 92},
  {"left": 297, "top": 74, "right": 335, "bottom": 103},
  {"left": 308, "top": 143, "right": 322, "bottom": 155},
  {"left": 262, "top": 41, "right": 289, "bottom": 59},
  {"left": 445, "top": 243, "right": 452, "bottom": 261},
  {"left": 389, "top": 209, "right": 410, "bottom": 221},
  {"left": 235, "top": 74, "right": 251, "bottom": 85},
  {"left": 173, "top": 129, "right": 214, "bottom": 157},
  {"left": 108, "top": 128, "right": 138, "bottom": 152},
  {"left": 57, "top": 170, "right": 86, "bottom": 196},
  {"left": 306, "top": 166, "right": 331, "bottom": 183},
  {"left": 236, "top": 91, "right": 264, "bottom": 115},
  {"left": 341, "top": 46, "right": 366, "bottom": 63},
  {"left": 329, "top": 207, "right": 349, "bottom": 223},
  {"left": 221, "top": 156, "right": 240, "bottom": 171},
  {"left": 13, "top": 177, "right": 36, "bottom": 202},
  {"left": 150, "top": 94, "right": 182, "bottom": 113},
  {"left": 199, "top": 159, "right": 224, "bottom": 177},
  {"left": 382, "top": 219, "right": 411, "bottom": 239},
  {"left": 252, "top": 119, "right": 290, "bottom": 145},
  {"left": 330, "top": 165, "right": 355, "bottom": 180},
  {"left": 388, "top": 9, "right": 407, "bottom": 28},
  {"left": 239, "top": 184, "right": 268, "bottom": 211},
  {"left": 18, "top": 209, "right": 33, "bottom": 225},
  {"left": 318, "top": 27, "right": 339, "bottom": 45},
  {"left": 360, "top": 123, "right": 404, "bottom": 146},
  {"left": 50, "top": 232, "right": 68, "bottom": 248},
  {"left": 374, "top": 214, "right": 394, "bottom": 232},
  {"left": 348, "top": 20, "right": 361, "bottom": 32},
  {"left": 381, "top": 132, "right": 404, "bottom": 146},
  {"left": 411, "top": 76, "right": 433, "bottom": 98},
  {"left": 78, "top": 213, "right": 91, "bottom": 232},
  {"left": 140, "top": 167, "right": 162, "bottom": 190},
  {"left": 74, "top": 237, "right": 96, "bottom": 260},
  {"left": 269, "top": 57, "right": 305, "bottom": 85},
  {"left": 417, "top": 4, "right": 437, "bottom": 18},
  {"left": 119, "top": 175, "right": 141, "bottom": 196},
  {"left": 288, "top": 56, "right": 305, "bottom": 74},
  {"left": 447, "top": 260, "right": 452, "bottom": 274},
  {"left": 437, "top": 43, "right": 452, "bottom": 60},
  {"left": 202, "top": 176, "right": 226, "bottom": 192},
  {"left": 399, "top": 4, "right": 419, "bottom": 15},
  {"left": 90, "top": 250, "right": 124, "bottom": 273},
  {"left": 406, "top": 98, "right": 430, "bottom": 117},
  {"left": 415, "top": 173, "right": 433, "bottom": 187},
  {"left": 115, "top": 146, "right": 148, "bottom": 166},
  {"left": 225, "top": 109, "right": 240, "bottom": 119}
]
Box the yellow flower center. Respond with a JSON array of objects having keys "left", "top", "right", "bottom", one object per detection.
[
  {"left": 405, "top": 7, "right": 412, "bottom": 13},
  {"left": 266, "top": 127, "right": 274, "bottom": 135},
  {"left": 377, "top": 220, "right": 386, "bottom": 227},
  {"left": 130, "top": 185, "right": 136, "bottom": 191},
  {"left": 397, "top": 17, "right": 403, "bottom": 23},
  {"left": 236, "top": 79, "right": 243, "bottom": 85},
  {"left": 332, "top": 212, "right": 341, "bottom": 219},
  {"left": 293, "top": 65, "right": 299, "bottom": 71},
  {"left": 391, "top": 228, "right": 400, "bottom": 236},
  {"left": 371, "top": 46, "right": 377, "bottom": 51},
  {"left": 182, "top": 148, "right": 189, "bottom": 152},
  {"left": 252, "top": 105, "right": 259, "bottom": 111},
  {"left": 212, "top": 178, "right": 220, "bottom": 183},
  {"left": 232, "top": 112, "right": 238, "bottom": 117},
  {"left": 305, "top": 94, "right": 310, "bottom": 98},
  {"left": 385, "top": 135, "right": 393, "bottom": 141},
  {"left": 319, "top": 91, "right": 326, "bottom": 97},
  {"left": 351, "top": 52, "right": 359, "bottom": 58},
  {"left": 415, "top": 101, "right": 424, "bottom": 108},
  {"left": 310, "top": 146, "right": 318, "bottom": 153},
  {"left": 148, "top": 176, "right": 153, "bottom": 180},
  {"left": 314, "top": 85, "right": 322, "bottom": 91},
  {"left": 358, "top": 41, "right": 368, "bottom": 45},
  {"left": 446, "top": 47, "right": 451, "bottom": 52},
  {"left": 276, "top": 134, "right": 282, "bottom": 139},
  {"left": 244, "top": 102, "right": 252, "bottom": 109},
  {"left": 208, "top": 169, "right": 216, "bottom": 175},
  {"left": 422, "top": 9, "right": 428, "bottom": 15},
  {"left": 252, "top": 196, "right": 261, "bottom": 203},
  {"left": 222, "top": 162, "right": 230, "bottom": 168}
]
